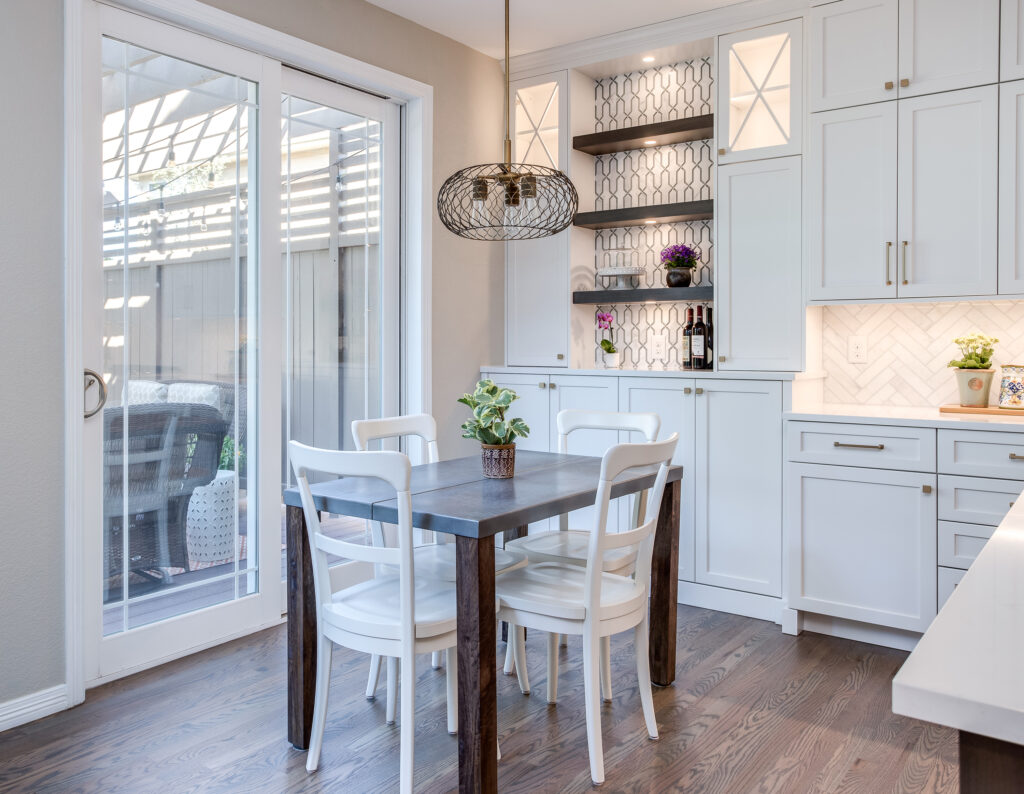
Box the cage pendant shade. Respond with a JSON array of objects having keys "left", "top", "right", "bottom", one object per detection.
[{"left": 436, "top": 0, "right": 578, "bottom": 241}]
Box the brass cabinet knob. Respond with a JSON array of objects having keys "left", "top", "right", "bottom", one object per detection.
[
  {"left": 884, "top": 80, "right": 894, "bottom": 90},
  {"left": 718, "top": 147, "right": 727, "bottom": 156},
  {"left": 683, "top": 387, "right": 692, "bottom": 394},
  {"left": 539, "top": 382, "right": 547, "bottom": 389},
  {"left": 556, "top": 353, "right": 564, "bottom": 360},
  {"left": 922, "top": 485, "right": 933, "bottom": 494},
  {"left": 695, "top": 387, "right": 705, "bottom": 395},
  {"left": 549, "top": 382, "right": 557, "bottom": 389},
  {"left": 900, "top": 78, "right": 910, "bottom": 88},
  {"left": 719, "top": 355, "right": 726, "bottom": 362}
]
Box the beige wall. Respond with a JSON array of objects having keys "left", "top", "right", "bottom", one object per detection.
[{"left": 0, "top": 0, "right": 503, "bottom": 704}]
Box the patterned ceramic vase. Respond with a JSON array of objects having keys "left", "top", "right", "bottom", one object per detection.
[
  {"left": 954, "top": 368, "right": 995, "bottom": 408},
  {"left": 480, "top": 443, "right": 515, "bottom": 479},
  {"left": 998, "top": 365, "right": 1024, "bottom": 409}
]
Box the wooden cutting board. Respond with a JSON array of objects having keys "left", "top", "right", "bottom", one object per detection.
[{"left": 939, "top": 404, "right": 1024, "bottom": 416}]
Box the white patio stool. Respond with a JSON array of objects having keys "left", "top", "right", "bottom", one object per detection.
[
  {"left": 352, "top": 413, "right": 526, "bottom": 714},
  {"left": 503, "top": 409, "right": 660, "bottom": 700},
  {"left": 495, "top": 433, "right": 678, "bottom": 786}
]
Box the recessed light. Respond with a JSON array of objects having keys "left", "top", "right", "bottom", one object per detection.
[
  {"left": 642, "top": 55, "right": 655, "bottom": 63},
  {"left": 644, "top": 220, "right": 657, "bottom": 225},
  {"left": 643, "top": 140, "right": 657, "bottom": 145}
]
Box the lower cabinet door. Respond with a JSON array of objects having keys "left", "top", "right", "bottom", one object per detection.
[
  {"left": 618, "top": 376, "right": 696, "bottom": 581},
  {"left": 786, "top": 463, "right": 937, "bottom": 631},
  {"left": 695, "top": 379, "right": 783, "bottom": 596}
]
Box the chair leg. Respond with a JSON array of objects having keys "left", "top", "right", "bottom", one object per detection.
[
  {"left": 512, "top": 624, "right": 530, "bottom": 695},
  {"left": 601, "top": 635, "right": 613, "bottom": 703},
  {"left": 445, "top": 646, "right": 458, "bottom": 735},
  {"left": 503, "top": 625, "right": 516, "bottom": 675},
  {"left": 386, "top": 656, "right": 398, "bottom": 724},
  {"left": 546, "top": 631, "right": 559, "bottom": 704},
  {"left": 432, "top": 650, "right": 443, "bottom": 670},
  {"left": 559, "top": 633, "right": 568, "bottom": 648},
  {"left": 399, "top": 653, "right": 415, "bottom": 794},
  {"left": 366, "top": 653, "right": 382, "bottom": 700},
  {"left": 582, "top": 625, "right": 605, "bottom": 786},
  {"left": 305, "top": 637, "right": 333, "bottom": 773},
  {"left": 634, "top": 620, "right": 659, "bottom": 740}
]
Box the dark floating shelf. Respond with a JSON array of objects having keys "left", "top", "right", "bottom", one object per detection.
[
  {"left": 573, "top": 287, "right": 714, "bottom": 305},
  {"left": 573, "top": 200, "right": 713, "bottom": 230},
  {"left": 573, "top": 115, "right": 715, "bottom": 155}
]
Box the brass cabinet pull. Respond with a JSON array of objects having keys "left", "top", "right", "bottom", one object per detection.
[
  {"left": 718, "top": 147, "right": 727, "bottom": 156},
  {"left": 885, "top": 241, "right": 892, "bottom": 285},
  {"left": 922, "top": 485, "right": 932, "bottom": 494},
  {"left": 901, "top": 241, "right": 909, "bottom": 285},
  {"left": 549, "top": 382, "right": 557, "bottom": 389},
  {"left": 556, "top": 353, "right": 564, "bottom": 360},
  {"left": 1010, "top": 453, "right": 1024, "bottom": 460},
  {"left": 695, "top": 387, "right": 704, "bottom": 395},
  {"left": 539, "top": 382, "right": 547, "bottom": 389},
  {"left": 884, "top": 80, "right": 895, "bottom": 90},
  {"left": 683, "top": 387, "right": 692, "bottom": 394},
  {"left": 719, "top": 355, "right": 726, "bottom": 363},
  {"left": 900, "top": 78, "right": 910, "bottom": 88},
  {"left": 833, "top": 441, "right": 885, "bottom": 450}
]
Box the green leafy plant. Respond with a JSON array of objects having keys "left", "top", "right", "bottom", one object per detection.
[
  {"left": 458, "top": 379, "right": 530, "bottom": 446},
  {"left": 219, "top": 436, "right": 245, "bottom": 470},
  {"left": 948, "top": 334, "right": 999, "bottom": 369}
]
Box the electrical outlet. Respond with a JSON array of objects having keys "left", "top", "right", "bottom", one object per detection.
[
  {"left": 651, "top": 332, "right": 667, "bottom": 360},
  {"left": 848, "top": 335, "right": 868, "bottom": 364}
]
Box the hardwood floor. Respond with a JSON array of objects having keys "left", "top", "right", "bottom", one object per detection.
[{"left": 0, "top": 607, "right": 958, "bottom": 793}]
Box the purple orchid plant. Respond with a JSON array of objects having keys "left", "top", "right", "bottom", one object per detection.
[
  {"left": 596, "top": 311, "right": 617, "bottom": 354},
  {"left": 660, "top": 243, "right": 699, "bottom": 270}
]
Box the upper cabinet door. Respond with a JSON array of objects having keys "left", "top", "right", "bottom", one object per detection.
[
  {"left": 809, "top": 0, "right": 899, "bottom": 112},
  {"left": 717, "top": 19, "right": 803, "bottom": 164},
  {"left": 897, "top": 0, "right": 999, "bottom": 98},
  {"left": 717, "top": 156, "right": 803, "bottom": 371},
  {"left": 807, "top": 103, "right": 898, "bottom": 300},
  {"left": 999, "top": 81, "right": 1024, "bottom": 295},
  {"left": 896, "top": 86, "right": 997, "bottom": 298},
  {"left": 1003, "top": 0, "right": 1024, "bottom": 81}
]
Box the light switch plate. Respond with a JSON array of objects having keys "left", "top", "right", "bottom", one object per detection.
[
  {"left": 651, "top": 332, "right": 667, "bottom": 360},
  {"left": 848, "top": 335, "right": 868, "bottom": 364}
]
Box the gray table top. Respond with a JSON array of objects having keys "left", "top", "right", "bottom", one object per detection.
[{"left": 283, "top": 450, "right": 683, "bottom": 539}]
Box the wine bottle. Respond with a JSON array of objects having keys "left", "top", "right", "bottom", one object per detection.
[
  {"left": 682, "top": 307, "right": 694, "bottom": 370},
  {"left": 705, "top": 307, "right": 714, "bottom": 369},
  {"left": 691, "top": 306, "right": 707, "bottom": 370}
]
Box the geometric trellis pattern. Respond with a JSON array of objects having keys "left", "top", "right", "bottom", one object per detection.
[
  {"left": 822, "top": 301, "right": 1024, "bottom": 407},
  {"left": 594, "top": 141, "right": 714, "bottom": 210},
  {"left": 592, "top": 301, "right": 714, "bottom": 370},
  {"left": 595, "top": 58, "right": 713, "bottom": 130},
  {"left": 594, "top": 221, "right": 713, "bottom": 288}
]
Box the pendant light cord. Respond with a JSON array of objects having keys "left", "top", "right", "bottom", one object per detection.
[{"left": 503, "top": 0, "right": 511, "bottom": 166}]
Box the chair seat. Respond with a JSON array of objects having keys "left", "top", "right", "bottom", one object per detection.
[
  {"left": 412, "top": 543, "right": 526, "bottom": 582},
  {"left": 505, "top": 530, "right": 637, "bottom": 574},
  {"left": 324, "top": 576, "right": 457, "bottom": 641},
  {"left": 494, "top": 562, "right": 645, "bottom": 622}
]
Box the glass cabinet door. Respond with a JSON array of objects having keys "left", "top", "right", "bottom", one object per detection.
[{"left": 717, "top": 19, "right": 803, "bottom": 164}]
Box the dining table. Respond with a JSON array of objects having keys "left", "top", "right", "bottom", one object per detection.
[{"left": 283, "top": 449, "right": 683, "bottom": 793}]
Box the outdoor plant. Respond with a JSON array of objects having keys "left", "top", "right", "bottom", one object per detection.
[
  {"left": 660, "top": 243, "right": 699, "bottom": 270},
  {"left": 597, "top": 311, "right": 617, "bottom": 354},
  {"left": 948, "top": 334, "right": 999, "bottom": 369},
  {"left": 458, "top": 379, "right": 530, "bottom": 446}
]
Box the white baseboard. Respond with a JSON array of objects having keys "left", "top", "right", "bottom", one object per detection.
[
  {"left": 0, "top": 685, "right": 68, "bottom": 733},
  {"left": 678, "top": 580, "right": 783, "bottom": 624}
]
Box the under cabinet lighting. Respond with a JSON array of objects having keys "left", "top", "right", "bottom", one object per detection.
[
  {"left": 644, "top": 220, "right": 657, "bottom": 224},
  {"left": 643, "top": 140, "right": 657, "bottom": 145},
  {"left": 642, "top": 55, "right": 655, "bottom": 63}
]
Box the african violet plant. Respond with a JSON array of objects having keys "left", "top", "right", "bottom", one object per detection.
[
  {"left": 660, "top": 243, "right": 699, "bottom": 269},
  {"left": 948, "top": 334, "right": 999, "bottom": 369},
  {"left": 458, "top": 379, "right": 530, "bottom": 446}
]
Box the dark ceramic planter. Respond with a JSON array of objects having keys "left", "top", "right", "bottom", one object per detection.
[
  {"left": 480, "top": 443, "right": 516, "bottom": 478},
  {"left": 665, "top": 268, "right": 692, "bottom": 288}
]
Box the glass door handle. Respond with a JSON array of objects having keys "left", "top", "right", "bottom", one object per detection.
[{"left": 84, "top": 368, "right": 107, "bottom": 419}]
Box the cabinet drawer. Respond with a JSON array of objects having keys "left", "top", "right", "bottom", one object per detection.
[
  {"left": 786, "top": 421, "right": 935, "bottom": 471},
  {"left": 937, "top": 520, "right": 995, "bottom": 569},
  {"left": 938, "top": 429, "right": 1024, "bottom": 478},
  {"left": 937, "top": 475, "right": 1024, "bottom": 526},
  {"left": 938, "top": 566, "right": 966, "bottom": 610}
]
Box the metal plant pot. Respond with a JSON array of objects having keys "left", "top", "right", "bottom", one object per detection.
[
  {"left": 665, "top": 268, "right": 692, "bottom": 288},
  {"left": 480, "top": 443, "right": 516, "bottom": 479}
]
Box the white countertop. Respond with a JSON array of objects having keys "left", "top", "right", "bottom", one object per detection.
[
  {"left": 786, "top": 403, "right": 1024, "bottom": 433},
  {"left": 481, "top": 365, "right": 797, "bottom": 381},
  {"left": 892, "top": 495, "right": 1024, "bottom": 744}
]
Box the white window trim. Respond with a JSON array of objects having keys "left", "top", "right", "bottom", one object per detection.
[{"left": 63, "top": 0, "right": 432, "bottom": 708}]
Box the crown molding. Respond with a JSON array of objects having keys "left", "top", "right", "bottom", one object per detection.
[{"left": 506, "top": 0, "right": 807, "bottom": 79}]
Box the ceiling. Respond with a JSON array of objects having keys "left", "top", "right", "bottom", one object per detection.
[{"left": 364, "top": 0, "right": 747, "bottom": 59}]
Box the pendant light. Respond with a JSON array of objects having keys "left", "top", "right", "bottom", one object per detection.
[{"left": 437, "top": 0, "right": 578, "bottom": 241}]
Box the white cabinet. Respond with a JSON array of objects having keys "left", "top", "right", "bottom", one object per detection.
[
  {"left": 716, "top": 156, "right": 803, "bottom": 370},
  {"left": 809, "top": 0, "right": 898, "bottom": 112},
  {"left": 717, "top": 19, "right": 803, "bottom": 163},
  {"left": 999, "top": 80, "right": 1024, "bottom": 295},
  {"left": 484, "top": 372, "right": 553, "bottom": 452},
  {"left": 897, "top": 86, "right": 998, "bottom": 298},
  {"left": 807, "top": 103, "right": 897, "bottom": 300},
  {"left": 896, "top": 0, "right": 999, "bottom": 98},
  {"left": 786, "top": 462, "right": 937, "bottom": 632},
  {"left": 1003, "top": 0, "right": 1024, "bottom": 81},
  {"left": 618, "top": 377, "right": 697, "bottom": 581},
  {"left": 695, "top": 379, "right": 783, "bottom": 596}
]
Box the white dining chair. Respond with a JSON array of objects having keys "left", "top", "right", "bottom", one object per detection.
[
  {"left": 289, "top": 440, "right": 459, "bottom": 793},
  {"left": 351, "top": 413, "right": 525, "bottom": 711},
  {"left": 503, "top": 409, "right": 660, "bottom": 701},
  {"left": 494, "top": 433, "right": 678, "bottom": 786}
]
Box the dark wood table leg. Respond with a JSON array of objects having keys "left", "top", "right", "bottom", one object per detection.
[
  {"left": 500, "top": 525, "right": 527, "bottom": 643},
  {"left": 960, "top": 730, "right": 1024, "bottom": 792},
  {"left": 649, "top": 478, "right": 680, "bottom": 687},
  {"left": 286, "top": 504, "right": 316, "bottom": 750},
  {"left": 456, "top": 535, "right": 498, "bottom": 794}
]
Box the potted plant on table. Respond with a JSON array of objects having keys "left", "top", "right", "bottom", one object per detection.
[
  {"left": 458, "top": 379, "right": 530, "bottom": 479},
  {"left": 660, "top": 243, "right": 699, "bottom": 288},
  {"left": 597, "top": 311, "right": 620, "bottom": 369},
  {"left": 948, "top": 333, "right": 999, "bottom": 408}
]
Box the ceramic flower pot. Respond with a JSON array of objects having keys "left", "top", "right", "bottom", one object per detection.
[
  {"left": 603, "top": 351, "right": 621, "bottom": 369},
  {"left": 954, "top": 368, "right": 995, "bottom": 408},
  {"left": 998, "top": 365, "right": 1024, "bottom": 409},
  {"left": 480, "top": 443, "right": 515, "bottom": 479},
  {"left": 665, "top": 268, "right": 692, "bottom": 288}
]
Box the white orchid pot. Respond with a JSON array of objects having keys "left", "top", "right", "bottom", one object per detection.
[{"left": 603, "top": 351, "right": 621, "bottom": 369}]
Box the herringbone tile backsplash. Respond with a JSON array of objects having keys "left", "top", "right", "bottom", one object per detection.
[{"left": 822, "top": 301, "right": 1024, "bottom": 406}]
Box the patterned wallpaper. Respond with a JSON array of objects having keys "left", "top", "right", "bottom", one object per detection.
[
  {"left": 822, "top": 301, "right": 1024, "bottom": 406},
  {"left": 588, "top": 59, "right": 715, "bottom": 368}
]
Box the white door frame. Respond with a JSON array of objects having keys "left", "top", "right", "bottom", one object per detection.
[{"left": 64, "top": 0, "right": 433, "bottom": 707}]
